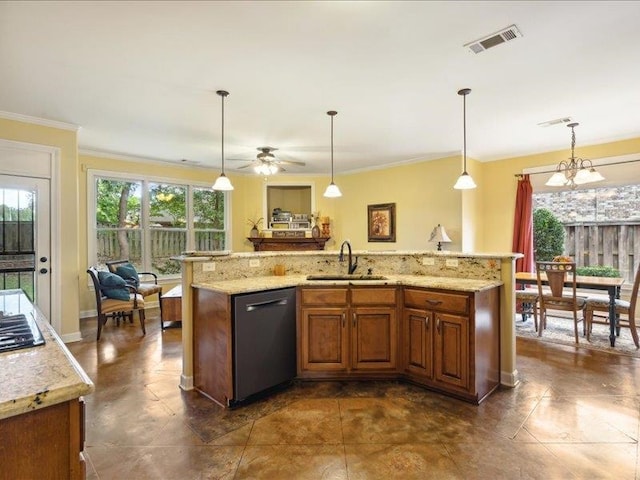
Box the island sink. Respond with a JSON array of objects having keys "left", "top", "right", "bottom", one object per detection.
[{"left": 306, "top": 274, "right": 388, "bottom": 281}]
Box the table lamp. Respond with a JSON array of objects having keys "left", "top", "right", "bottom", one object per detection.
[{"left": 429, "top": 224, "right": 452, "bottom": 251}]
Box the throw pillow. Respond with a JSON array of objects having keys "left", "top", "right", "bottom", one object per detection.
[
  {"left": 97, "top": 271, "right": 131, "bottom": 301},
  {"left": 115, "top": 263, "right": 140, "bottom": 287}
]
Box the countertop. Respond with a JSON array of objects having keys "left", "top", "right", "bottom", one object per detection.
[
  {"left": 192, "top": 274, "right": 503, "bottom": 295},
  {"left": 0, "top": 290, "right": 94, "bottom": 421}
]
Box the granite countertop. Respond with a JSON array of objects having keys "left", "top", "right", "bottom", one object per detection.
[
  {"left": 0, "top": 290, "right": 94, "bottom": 421},
  {"left": 192, "top": 274, "right": 503, "bottom": 295}
]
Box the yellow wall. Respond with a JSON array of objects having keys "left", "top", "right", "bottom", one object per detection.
[
  {"left": 333, "top": 156, "right": 466, "bottom": 251},
  {"left": 481, "top": 137, "right": 640, "bottom": 254},
  {"left": 0, "top": 118, "right": 79, "bottom": 337}
]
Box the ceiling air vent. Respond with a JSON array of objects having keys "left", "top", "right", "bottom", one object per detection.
[
  {"left": 537, "top": 117, "right": 573, "bottom": 128},
  {"left": 465, "top": 25, "right": 522, "bottom": 54}
]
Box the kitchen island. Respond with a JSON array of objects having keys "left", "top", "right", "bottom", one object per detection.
[
  {"left": 175, "top": 250, "right": 521, "bottom": 405},
  {"left": 0, "top": 289, "right": 94, "bottom": 479}
]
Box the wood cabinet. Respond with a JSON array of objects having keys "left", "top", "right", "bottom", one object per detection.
[
  {"left": 0, "top": 398, "right": 86, "bottom": 479},
  {"left": 298, "top": 286, "right": 398, "bottom": 377},
  {"left": 402, "top": 287, "right": 500, "bottom": 404}
]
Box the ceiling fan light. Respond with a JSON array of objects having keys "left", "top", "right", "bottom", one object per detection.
[
  {"left": 324, "top": 182, "right": 342, "bottom": 198},
  {"left": 212, "top": 173, "right": 234, "bottom": 191},
  {"left": 453, "top": 172, "right": 477, "bottom": 190}
]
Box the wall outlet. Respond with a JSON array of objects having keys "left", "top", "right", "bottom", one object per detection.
[
  {"left": 202, "top": 262, "right": 216, "bottom": 272},
  {"left": 422, "top": 257, "right": 435, "bottom": 266},
  {"left": 249, "top": 259, "right": 260, "bottom": 268},
  {"left": 445, "top": 258, "right": 459, "bottom": 268}
]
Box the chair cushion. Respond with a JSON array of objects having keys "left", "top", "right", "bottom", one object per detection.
[
  {"left": 585, "top": 294, "right": 630, "bottom": 311},
  {"left": 101, "top": 294, "right": 145, "bottom": 314},
  {"left": 137, "top": 283, "right": 162, "bottom": 296},
  {"left": 114, "top": 263, "right": 140, "bottom": 287},
  {"left": 97, "top": 271, "right": 131, "bottom": 301}
]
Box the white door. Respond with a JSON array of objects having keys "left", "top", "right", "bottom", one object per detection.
[{"left": 0, "top": 175, "right": 51, "bottom": 320}]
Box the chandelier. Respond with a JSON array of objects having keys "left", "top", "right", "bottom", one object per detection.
[{"left": 545, "top": 122, "right": 605, "bottom": 189}]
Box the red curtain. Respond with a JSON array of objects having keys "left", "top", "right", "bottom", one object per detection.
[{"left": 512, "top": 174, "right": 534, "bottom": 275}]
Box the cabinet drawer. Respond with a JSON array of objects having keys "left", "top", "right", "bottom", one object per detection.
[
  {"left": 351, "top": 287, "right": 397, "bottom": 305},
  {"left": 300, "top": 288, "right": 348, "bottom": 305},
  {"left": 404, "top": 288, "right": 469, "bottom": 315}
]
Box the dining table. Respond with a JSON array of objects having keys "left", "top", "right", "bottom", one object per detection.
[{"left": 515, "top": 271, "right": 625, "bottom": 347}]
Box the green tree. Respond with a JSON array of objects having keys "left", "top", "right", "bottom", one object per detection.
[{"left": 533, "top": 208, "right": 565, "bottom": 261}]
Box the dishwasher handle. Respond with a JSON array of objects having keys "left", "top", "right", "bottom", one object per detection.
[{"left": 245, "top": 297, "right": 289, "bottom": 312}]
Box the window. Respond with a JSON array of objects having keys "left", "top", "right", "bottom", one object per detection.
[{"left": 88, "top": 170, "right": 229, "bottom": 278}]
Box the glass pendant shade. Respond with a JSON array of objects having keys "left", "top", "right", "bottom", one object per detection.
[
  {"left": 545, "top": 171, "right": 568, "bottom": 187},
  {"left": 453, "top": 171, "right": 477, "bottom": 190},
  {"left": 323, "top": 182, "right": 342, "bottom": 198},
  {"left": 212, "top": 173, "right": 234, "bottom": 191}
]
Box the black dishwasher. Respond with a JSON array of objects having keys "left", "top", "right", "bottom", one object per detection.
[{"left": 233, "top": 287, "right": 297, "bottom": 403}]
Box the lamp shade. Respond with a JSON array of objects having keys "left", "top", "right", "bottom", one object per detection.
[
  {"left": 429, "top": 224, "right": 452, "bottom": 244},
  {"left": 323, "top": 182, "right": 342, "bottom": 198},
  {"left": 212, "top": 173, "right": 234, "bottom": 191},
  {"left": 453, "top": 171, "right": 477, "bottom": 190}
]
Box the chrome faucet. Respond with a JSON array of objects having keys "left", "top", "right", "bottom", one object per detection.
[{"left": 339, "top": 240, "right": 358, "bottom": 274}]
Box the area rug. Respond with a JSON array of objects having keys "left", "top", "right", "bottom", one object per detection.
[{"left": 514, "top": 314, "right": 640, "bottom": 358}]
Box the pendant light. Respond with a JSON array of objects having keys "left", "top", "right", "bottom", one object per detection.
[
  {"left": 453, "top": 88, "right": 477, "bottom": 190},
  {"left": 545, "top": 122, "right": 605, "bottom": 189},
  {"left": 323, "top": 110, "right": 342, "bottom": 198},
  {"left": 212, "top": 90, "right": 234, "bottom": 191}
]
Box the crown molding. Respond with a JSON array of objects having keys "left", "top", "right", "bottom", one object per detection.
[{"left": 0, "top": 110, "right": 80, "bottom": 132}]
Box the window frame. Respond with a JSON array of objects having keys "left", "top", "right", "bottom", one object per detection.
[{"left": 87, "top": 169, "right": 231, "bottom": 280}]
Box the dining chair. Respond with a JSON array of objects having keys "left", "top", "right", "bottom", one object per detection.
[
  {"left": 106, "top": 259, "right": 163, "bottom": 326},
  {"left": 536, "top": 261, "right": 586, "bottom": 343},
  {"left": 87, "top": 267, "right": 146, "bottom": 340},
  {"left": 584, "top": 263, "right": 640, "bottom": 348}
]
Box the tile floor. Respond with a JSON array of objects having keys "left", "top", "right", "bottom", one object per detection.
[{"left": 67, "top": 310, "right": 640, "bottom": 480}]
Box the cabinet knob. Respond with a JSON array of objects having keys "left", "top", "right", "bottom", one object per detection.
[
  {"left": 425, "top": 315, "right": 429, "bottom": 328},
  {"left": 342, "top": 313, "right": 346, "bottom": 328},
  {"left": 352, "top": 312, "right": 356, "bottom": 327},
  {"left": 436, "top": 316, "right": 441, "bottom": 334}
]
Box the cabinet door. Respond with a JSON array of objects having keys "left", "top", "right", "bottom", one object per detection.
[
  {"left": 403, "top": 307, "right": 433, "bottom": 379},
  {"left": 351, "top": 307, "right": 397, "bottom": 370},
  {"left": 434, "top": 312, "right": 469, "bottom": 389},
  {"left": 300, "top": 307, "right": 348, "bottom": 371}
]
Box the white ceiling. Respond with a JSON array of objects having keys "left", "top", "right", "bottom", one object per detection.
[{"left": 2, "top": 1, "right": 640, "bottom": 175}]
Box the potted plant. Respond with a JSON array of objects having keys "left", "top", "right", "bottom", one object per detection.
[{"left": 247, "top": 217, "right": 263, "bottom": 238}]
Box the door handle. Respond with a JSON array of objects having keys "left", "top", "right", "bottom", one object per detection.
[
  {"left": 342, "top": 313, "right": 345, "bottom": 328},
  {"left": 425, "top": 315, "right": 429, "bottom": 328},
  {"left": 436, "top": 316, "right": 441, "bottom": 334},
  {"left": 352, "top": 312, "right": 356, "bottom": 327}
]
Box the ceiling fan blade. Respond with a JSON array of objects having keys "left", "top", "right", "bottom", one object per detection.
[{"left": 275, "top": 159, "right": 306, "bottom": 166}]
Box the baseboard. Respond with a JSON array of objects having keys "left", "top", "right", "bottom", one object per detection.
[
  {"left": 500, "top": 369, "right": 520, "bottom": 388},
  {"left": 180, "top": 374, "right": 194, "bottom": 391},
  {"left": 60, "top": 331, "right": 83, "bottom": 343}
]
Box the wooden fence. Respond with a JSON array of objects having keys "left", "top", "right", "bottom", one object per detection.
[
  {"left": 97, "top": 229, "right": 225, "bottom": 264},
  {"left": 564, "top": 221, "right": 640, "bottom": 283}
]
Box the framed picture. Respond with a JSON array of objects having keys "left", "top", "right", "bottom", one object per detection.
[{"left": 367, "top": 203, "right": 396, "bottom": 242}]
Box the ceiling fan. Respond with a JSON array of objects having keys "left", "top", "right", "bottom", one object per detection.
[{"left": 230, "top": 147, "right": 306, "bottom": 175}]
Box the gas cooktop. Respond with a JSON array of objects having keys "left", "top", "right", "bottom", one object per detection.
[{"left": 0, "top": 313, "right": 46, "bottom": 353}]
